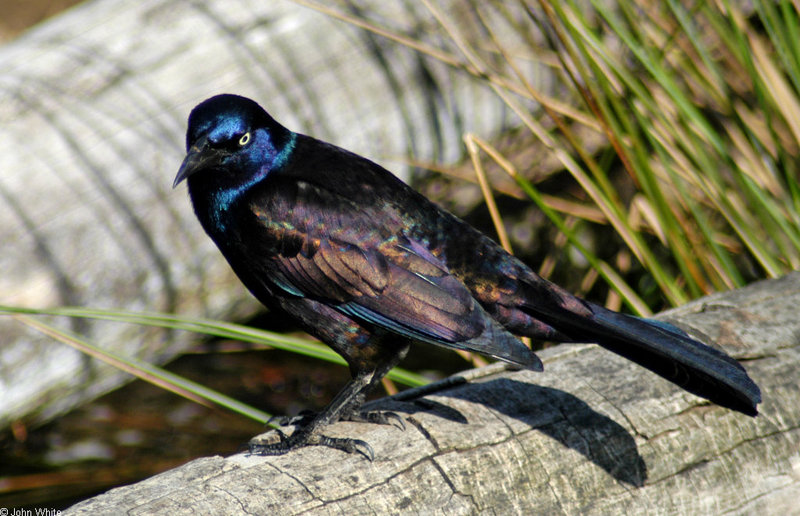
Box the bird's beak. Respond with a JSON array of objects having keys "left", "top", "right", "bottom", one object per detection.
[{"left": 173, "top": 136, "right": 219, "bottom": 188}]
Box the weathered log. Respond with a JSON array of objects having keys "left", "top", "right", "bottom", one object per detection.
[
  {"left": 0, "top": 0, "right": 542, "bottom": 427},
  {"left": 64, "top": 273, "right": 799, "bottom": 515}
]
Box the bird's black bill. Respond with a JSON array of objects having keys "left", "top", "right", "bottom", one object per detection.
[{"left": 173, "top": 137, "right": 217, "bottom": 188}]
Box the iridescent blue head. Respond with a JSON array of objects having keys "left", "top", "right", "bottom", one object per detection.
[
  {"left": 173, "top": 94, "right": 296, "bottom": 192},
  {"left": 173, "top": 94, "right": 296, "bottom": 231}
]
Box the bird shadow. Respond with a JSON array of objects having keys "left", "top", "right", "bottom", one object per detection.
[{"left": 380, "top": 376, "right": 647, "bottom": 487}]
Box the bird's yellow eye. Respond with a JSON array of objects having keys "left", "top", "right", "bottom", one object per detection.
[{"left": 239, "top": 132, "right": 251, "bottom": 146}]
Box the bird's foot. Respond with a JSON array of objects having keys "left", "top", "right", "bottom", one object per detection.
[
  {"left": 248, "top": 428, "right": 375, "bottom": 461},
  {"left": 253, "top": 408, "right": 404, "bottom": 460},
  {"left": 344, "top": 409, "right": 406, "bottom": 430},
  {"left": 268, "top": 409, "right": 405, "bottom": 431}
]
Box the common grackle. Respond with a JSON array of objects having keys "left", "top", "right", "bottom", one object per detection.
[{"left": 174, "top": 94, "right": 761, "bottom": 460}]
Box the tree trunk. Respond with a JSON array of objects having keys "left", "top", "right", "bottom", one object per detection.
[{"left": 64, "top": 273, "right": 799, "bottom": 515}]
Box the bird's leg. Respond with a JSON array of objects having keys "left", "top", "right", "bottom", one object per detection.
[
  {"left": 250, "top": 368, "right": 377, "bottom": 459},
  {"left": 336, "top": 348, "right": 408, "bottom": 431},
  {"left": 250, "top": 341, "right": 410, "bottom": 460}
]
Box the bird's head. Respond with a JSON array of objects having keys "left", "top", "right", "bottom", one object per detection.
[{"left": 173, "top": 94, "right": 295, "bottom": 191}]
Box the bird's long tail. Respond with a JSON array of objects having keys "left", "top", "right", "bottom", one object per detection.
[{"left": 532, "top": 300, "right": 761, "bottom": 416}]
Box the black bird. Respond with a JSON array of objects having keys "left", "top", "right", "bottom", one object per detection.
[{"left": 174, "top": 94, "right": 761, "bottom": 459}]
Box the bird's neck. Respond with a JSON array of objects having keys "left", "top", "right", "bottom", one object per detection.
[{"left": 190, "top": 132, "right": 297, "bottom": 235}]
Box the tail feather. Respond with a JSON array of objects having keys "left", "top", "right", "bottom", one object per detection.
[
  {"left": 591, "top": 304, "right": 760, "bottom": 415},
  {"left": 529, "top": 300, "right": 761, "bottom": 416}
]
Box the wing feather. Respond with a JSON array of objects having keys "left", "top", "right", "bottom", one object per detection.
[
  {"left": 245, "top": 178, "right": 541, "bottom": 370},
  {"left": 250, "top": 182, "right": 487, "bottom": 344}
]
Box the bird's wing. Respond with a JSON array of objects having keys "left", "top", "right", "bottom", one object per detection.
[{"left": 246, "top": 181, "right": 540, "bottom": 368}]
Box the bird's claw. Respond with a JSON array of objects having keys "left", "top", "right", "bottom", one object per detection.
[
  {"left": 269, "top": 409, "right": 406, "bottom": 431},
  {"left": 248, "top": 431, "right": 375, "bottom": 461},
  {"left": 316, "top": 435, "right": 375, "bottom": 461},
  {"left": 346, "top": 410, "right": 406, "bottom": 431}
]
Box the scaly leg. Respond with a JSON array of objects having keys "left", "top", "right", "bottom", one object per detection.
[{"left": 249, "top": 340, "right": 410, "bottom": 460}]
